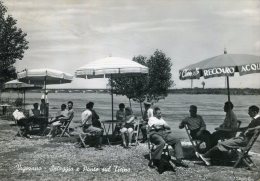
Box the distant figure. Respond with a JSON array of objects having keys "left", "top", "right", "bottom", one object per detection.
[
  {"left": 140, "top": 101, "right": 153, "bottom": 143},
  {"left": 179, "top": 105, "right": 212, "bottom": 151},
  {"left": 113, "top": 103, "right": 126, "bottom": 136},
  {"left": 29, "top": 103, "right": 41, "bottom": 118},
  {"left": 40, "top": 99, "right": 48, "bottom": 117},
  {"left": 211, "top": 101, "right": 238, "bottom": 146},
  {"left": 81, "top": 102, "right": 103, "bottom": 150},
  {"left": 198, "top": 105, "right": 260, "bottom": 166},
  {"left": 120, "top": 107, "right": 136, "bottom": 148},
  {"left": 41, "top": 90, "right": 49, "bottom": 104}
]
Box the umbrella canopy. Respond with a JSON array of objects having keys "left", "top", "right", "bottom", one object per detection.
[
  {"left": 179, "top": 53, "right": 260, "bottom": 80},
  {"left": 75, "top": 57, "right": 148, "bottom": 78},
  {"left": 4, "top": 79, "right": 41, "bottom": 89},
  {"left": 75, "top": 57, "right": 149, "bottom": 121},
  {"left": 179, "top": 52, "right": 260, "bottom": 101},
  {"left": 17, "top": 69, "right": 73, "bottom": 85},
  {"left": 4, "top": 79, "right": 42, "bottom": 108}
]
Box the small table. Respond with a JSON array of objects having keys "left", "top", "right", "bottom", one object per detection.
[{"left": 101, "top": 120, "right": 123, "bottom": 145}]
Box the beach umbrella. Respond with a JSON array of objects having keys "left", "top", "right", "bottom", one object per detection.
[
  {"left": 179, "top": 51, "right": 260, "bottom": 101},
  {"left": 4, "top": 79, "right": 42, "bottom": 108},
  {"left": 75, "top": 57, "right": 149, "bottom": 121},
  {"left": 17, "top": 69, "right": 73, "bottom": 115}
]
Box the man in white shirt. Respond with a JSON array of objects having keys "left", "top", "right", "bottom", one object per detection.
[
  {"left": 81, "top": 102, "right": 103, "bottom": 150},
  {"left": 148, "top": 107, "right": 188, "bottom": 172}
]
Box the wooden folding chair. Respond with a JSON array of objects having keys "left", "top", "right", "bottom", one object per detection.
[
  {"left": 75, "top": 126, "right": 97, "bottom": 148},
  {"left": 132, "top": 118, "right": 140, "bottom": 146},
  {"left": 59, "top": 113, "right": 74, "bottom": 137},
  {"left": 184, "top": 125, "right": 203, "bottom": 153},
  {"left": 233, "top": 126, "right": 260, "bottom": 170}
]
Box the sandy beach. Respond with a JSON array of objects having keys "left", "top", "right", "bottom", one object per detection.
[{"left": 0, "top": 117, "right": 259, "bottom": 181}]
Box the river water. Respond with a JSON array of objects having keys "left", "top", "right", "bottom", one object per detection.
[{"left": 1, "top": 92, "right": 260, "bottom": 139}]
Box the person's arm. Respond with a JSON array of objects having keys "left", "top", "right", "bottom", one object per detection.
[
  {"left": 179, "top": 118, "right": 187, "bottom": 129},
  {"left": 81, "top": 112, "right": 90, "bottom": 126}
]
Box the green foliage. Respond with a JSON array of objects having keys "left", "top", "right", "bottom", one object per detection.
[
  {"left": 0, "top": 1, "right": 29, "bottom": 89},
  {"left": 112, "top": 55, "right": 148, "bottom": 103},
  {"left": 110, "top": 50, "right": 173, "bottom": 103},
  {"left": 146, "top": 50, "right": 173, "bottom": 101}
]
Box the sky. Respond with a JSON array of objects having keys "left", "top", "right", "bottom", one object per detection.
[{"left": 3, "top": 0, "right": 260, "bottom": 89}]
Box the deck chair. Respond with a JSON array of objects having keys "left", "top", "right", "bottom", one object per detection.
[
  {"left": 75, "top": 126, "right": 95, "bottom": 148},
  {"left": 59, "top": 113, "right": 74, "bottom": 137},
  {"left": 132, "top": 118, "right": 141, "bottom": 146},
  {"left": 233, "top": 126, "right": 260, "bottom": 170},
  {"left": 220, "top": 120, "right": 242, "bottom": 141},
  {"left": 184, "top": 125, "right": 203, "bottom": 153}
]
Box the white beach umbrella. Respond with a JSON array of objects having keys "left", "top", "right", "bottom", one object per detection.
[
  {"left": 75, "top": 57, "right": 148, "bottom": 120},
  {"left": 17, "top": 69, "right": 73, "bottom": 115},
  {"left": 4, "top": 79, "right": 42, "bottom": 108}
]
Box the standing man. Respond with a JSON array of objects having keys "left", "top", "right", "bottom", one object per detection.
[
  {"left": 179, "top": 105, "right": 212, "bottom": 151},
  {"left": 140, "top": 101, "right": 153, "bottom": 143},
  {"left": 148, "top": 107, "right": 188, "bottom": 172},
  {"left": 211, "top": 101, "right": 238, "bottom": 146},
  {"left": 198, "top": 105, "right": 260, "bottom": 166},
  {"left": 81, "top": 102, "right": 104, "bottom": 150}
]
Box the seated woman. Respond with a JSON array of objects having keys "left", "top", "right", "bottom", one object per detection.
[
  {"left": 47, "top": 104, "right": 68, "bottom": 138},
  {"left": 120, "top": 107, "right": 136, "bottom": 148},
  {"left": 113, "top": 103, "right": 126, "bottom": 136},
  {"left": 13, "top": 108, "right": 31, "bottom": 138}
]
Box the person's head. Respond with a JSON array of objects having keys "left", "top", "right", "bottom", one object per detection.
[
  {"left": 224, "top": 101, "right": 233, "bottom": 112},
  {"left": 41, "top": 99, "right": 45, "bottom": 104},
  {"left": 248, "top": 105, "right": 259, "bottom": 118},
  {"left": 61, "top": 104, "right": 66, "bottom": 110},
  {"left": 144, "top": 101, "right": 152, "bottom": 109},
  {"left": 33, "top": 103, "right": 39, "bottom": 109},
  {"left": 86, "top": 102, "right": 94, "bottom": 110},
  {"left": 189, "top": 105, "right": 197, "bottom": 117},
  {"left": 68, "top": 101, "right": 73, "bottom": 110},
  {"left": 125, "top": 107, "right": 133, "bottom": 116},
  {"left": 153, "top": 107, "right": 161, "bottom": 119},
  {"left": 119, "top": 103, "right": 125, "bottom": 110}
]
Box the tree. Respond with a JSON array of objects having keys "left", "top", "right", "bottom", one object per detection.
[
  {"left": 201, "top": 81, "right": 205, "bottom": 89},
  {"left": 111, "top": 55, "right": 148, "bottom": 114},
  {"left": 146, "top": 50, "right": 173, "bottom": 102},
  {"left": 0, "top": 1, "right": 29, "bottom": 89},
  {"left": 111, "top": 50, "right": 173, "bottom": 111}
]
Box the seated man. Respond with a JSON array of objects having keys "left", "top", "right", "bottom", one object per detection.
[
  {"left": 29, "top": 102, "right": 46, "bottom": 132},
  {"left": 198, "top": 105, "right": 260, "bottom": 166},
  {"left": 13, "top": 108, "right": 31, "bottom": 138},
  {"left": 211, "top": 101, "right": 238, "bottom": 146},
  {"left": 29, "top": 103, "right": 41, "bottom": 118},
  {"left": 113, "top": 103, "right": 125, "bottom": 136},
  {"left": 179, "top": 105, "right": 212, "bottom": 151},
  {"left": 48, "top": 101, "right": 74, "bottom": 137},
  {"left": 81, "top": 101, "right": 104, "bottom": 150},
  {"left": 148, "top": 107, "right": 188, "bottom": 171},
  {"left": 47, "top": 103, "right": 69, "bottom": 137}
]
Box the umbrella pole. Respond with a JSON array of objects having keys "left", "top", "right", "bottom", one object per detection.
[
  {"left": 111, "top": 74, "right": 114, "bottom": 121},
  {"left": 23, "top": 89, "right": 26, "bottom": 110},
  {"left": 226, "top": 76, "right": 231, "bottom": 102}
]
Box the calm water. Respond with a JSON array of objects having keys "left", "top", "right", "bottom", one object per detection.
[{"left": 1, "top": 92, "right": 260, "bottom": 138}]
